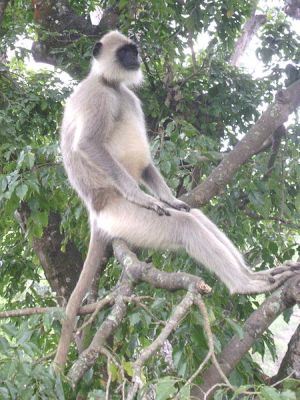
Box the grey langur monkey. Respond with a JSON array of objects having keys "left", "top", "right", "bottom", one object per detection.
[
  {"left": 55, "top": 30, "right": 299, "bottom": 367},
  {"left": 60, "top": 30, "right": 299, "bottom": 296}
]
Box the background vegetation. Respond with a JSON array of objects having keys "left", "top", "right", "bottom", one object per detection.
[{"left": 0, "top": 0, "right": 300, "bottom": 399}]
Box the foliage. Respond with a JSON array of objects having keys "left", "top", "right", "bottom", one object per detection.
[{"left": 0, "top": 0, "right": 299, "bottom": 398}]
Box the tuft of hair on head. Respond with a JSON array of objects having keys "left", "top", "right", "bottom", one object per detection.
[{"left": 90, "top": 30, "right": 143, "bottom": 87}]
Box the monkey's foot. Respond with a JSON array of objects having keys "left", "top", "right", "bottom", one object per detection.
[{"left": 233, "top": 262, "right": 300, "bottom": 294}]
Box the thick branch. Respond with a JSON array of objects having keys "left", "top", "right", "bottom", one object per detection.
[
  {"left": 272, "top": 322, "right": 300, "bottom": 382},
  {"left": 181, "top": 79, "right": 300, "bottom": 207},
  {"left": 17, "top": 207, "right": 84, "bottom": 306},
  {"left": 230, "top": 14, "right": 266, "bottom": 66},
  {"left": 112, "top": 240, "right": 211, "bottom": 294},
  {"left": 67, "top": 240, "right": 211, "bottom": 387},
  {"left": 191, "top": 274, "right": 300, "bottom": 399},
  {"left": 31, "top": 1, "right": 118, "bottom": 67},
  {"left": 67, "top": 271, "right": 133, "bottom": 386},
  {"left": 284, "top": 0, "right": 300, "bottom": 19}
]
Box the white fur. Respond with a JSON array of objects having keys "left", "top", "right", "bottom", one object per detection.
[{"left": 91, "top": 31, "right": 144, "bottom": 87}]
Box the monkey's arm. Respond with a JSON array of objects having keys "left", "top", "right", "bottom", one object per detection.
[
  {"left": 141, "top": 163, "right": 190, "bottom": 211},
  {"left": 76, "top": 139, "right": 171, "bottom": 216}
]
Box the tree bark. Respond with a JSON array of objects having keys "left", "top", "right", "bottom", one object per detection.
[
  {"left": 284, "top": 0, "right": 300, "bottom": 19},
  {"left": 191, "top": 275, "right": 300, "bottom": 399},
  {"left": 18, "top": 207, "right": 84, "bottom": 306},
  {"left": 230, "top": 14, "right": 266, "bottom": 66},
  {"left": 271, "top": 322, "right": 300, "bottom": 382},
  {"left": 181, "top": 79, "right": 300, "bottom": 207}
]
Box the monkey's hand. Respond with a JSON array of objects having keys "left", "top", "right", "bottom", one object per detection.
[
  {"left": 143, "top": 196, "right": 172, "bottom": 216},
  {"left": 162, "top": 198, "right": 191, "bottom": 212},
  {"left": 131, "top": 192, "right": 172, "bottom": 216}
]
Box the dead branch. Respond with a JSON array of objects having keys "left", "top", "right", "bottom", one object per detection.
[{"left": 67, "top": 269, "right": 134, "bottom": 386}]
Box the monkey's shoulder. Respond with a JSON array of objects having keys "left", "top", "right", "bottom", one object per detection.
[{"left": 68, "top": 77, "right": 119, "bottom": 112}]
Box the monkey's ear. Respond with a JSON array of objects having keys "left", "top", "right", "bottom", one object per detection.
[{"left": 93, "top": 42, "right": 102, "bottom": 58}]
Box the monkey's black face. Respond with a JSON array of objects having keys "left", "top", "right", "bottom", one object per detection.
[{"left": 116, "top": 43, "right": 141, "bottom": 70}]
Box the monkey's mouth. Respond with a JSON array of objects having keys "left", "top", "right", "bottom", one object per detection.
[{"left": 125, "top": 62, "right": 140, "bottom": 70}]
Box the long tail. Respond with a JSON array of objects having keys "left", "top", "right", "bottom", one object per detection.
[{"left": 54, "top": 226, "right": 109, "bottom": 369}]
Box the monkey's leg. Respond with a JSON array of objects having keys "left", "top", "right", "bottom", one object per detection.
[
  {"left": 54, "top": 226, "right": 108, "bottom": 369},
  {"left": 187, "top": 209, "right": 300, "bottom": 293},
  {"left": 95, "top": 200, "right": 300, "bottom": 295},
  {"left": 94, "top": 200, "right": 255, "bottom": 293},
  {"left": 190, "top": 209, "right": 245, "bottom": 267}
]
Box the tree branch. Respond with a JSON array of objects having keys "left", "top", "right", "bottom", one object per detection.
[
  {"left": 191, "top": 274, "right": 300, "bottom": 399},
  {"left": 181, "top": 79, "right": 300, "bottom": 207},
  {"left": 127, "top": 291, "right": 195, "bottom": 400},
  {"left": 271, "top": 322, "right": 300, "bottom": 382},
  {"left": 67, "top": 264, "right": 134, "bottom": 387},
  {"left": 112, "top": 240, "right": 211, "bottom": 294},
  {"left": 31, "top": 1, "right": 119, "bottom": 66},
  {"left": 66, "top": 239, "right": 211, "bottom": 387},
  {"left": 0, "top": 298, "right": 113, "bottom": 319},
  {"left": 230, "top": 14, "right": 267, "bottom": 66}
]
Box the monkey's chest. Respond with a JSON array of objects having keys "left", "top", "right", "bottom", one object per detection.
[{"left": 107, "top": 119, "right": 151, "bottom": 181}]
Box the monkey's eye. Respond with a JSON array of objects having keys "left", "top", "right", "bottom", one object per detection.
[{"left": 93, "top": 42, "right": 102, "bottom": 58}]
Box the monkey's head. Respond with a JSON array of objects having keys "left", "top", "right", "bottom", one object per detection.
[{"left": 91, "top": 31, "right": 143, "bottom": 87}]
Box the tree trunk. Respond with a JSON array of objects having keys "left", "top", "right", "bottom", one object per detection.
[
  {"left": 271, "top": 323, "right": 300, "bottom": 383},
  {"left": 19, "top": 207, "right": 84, "bottom": 306}
]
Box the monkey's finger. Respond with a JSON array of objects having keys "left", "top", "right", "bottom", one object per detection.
[
  {"left": 163, "top": 200, "right": 190, "bottom": 212},
  {"left": 271, "top": 263, "right": 300, "bottom": 276},
  {"left": 179, "top": 203, "right": 191, "bottom": 212},
  {"left": 147, "top": 203, "right": 171, "bottom": 217},
  {"left": 157, "top": 206, "right": 171, "bottom": 216},
  {"left": 270, "top": 267, "right": 286, "bottom": 276},
  {"left": 284, "top": 261, "right": 300, "bottom": 269}
]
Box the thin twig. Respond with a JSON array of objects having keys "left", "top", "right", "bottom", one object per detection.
[
  {"left": 203, "top": 383, "right": 230, "bottom": 400},
  {"left": 194, "top": 295, "right": 233, "bottom": 391},
  {"left": 76, "top": 293, "right": 116, "bottom": 334},
  {"left": 99, "top": 347, "right": 127, "bottom": 400},
  {"left": 126, "top": 291, "right": 195, "bottom": 400},
  {"left": 271, "top": 370, "right": 296, "bottom": 388}
]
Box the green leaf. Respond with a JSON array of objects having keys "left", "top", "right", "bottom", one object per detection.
[
  {"left": 225, "top": 318, "right": 244, "bottom": 339},
  {"left": 0, "top": 175, "right": 7, "bottom": 192},
  {"left": 259, "top": 386, "right": 281, "bottom": 400},
  {"left": 25, "top": 152, "right": 35, "bottom": 169},
  {"left": 177, "top": 385, "right": 190, "bottom": 399},
  {"left": 280, "top": 390, "right": 296, "bottom": 400},
  {"left": 156, "top": 377, "right": 177, "bottom": 400},
  {"left": 0, "top": 388, "right": 10, "bottom": 400},
  {"left": 129, "top": 312, "right": 141, "bottom": 326},
  {"left": 16, "top": 183, "right": 28, "bottom": 200},
  {"left": 123, "top": 361, "right": 133, "bottom": 377},
  {"left": 40, "top": 100, "right": 48, "bottom": 111}
]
